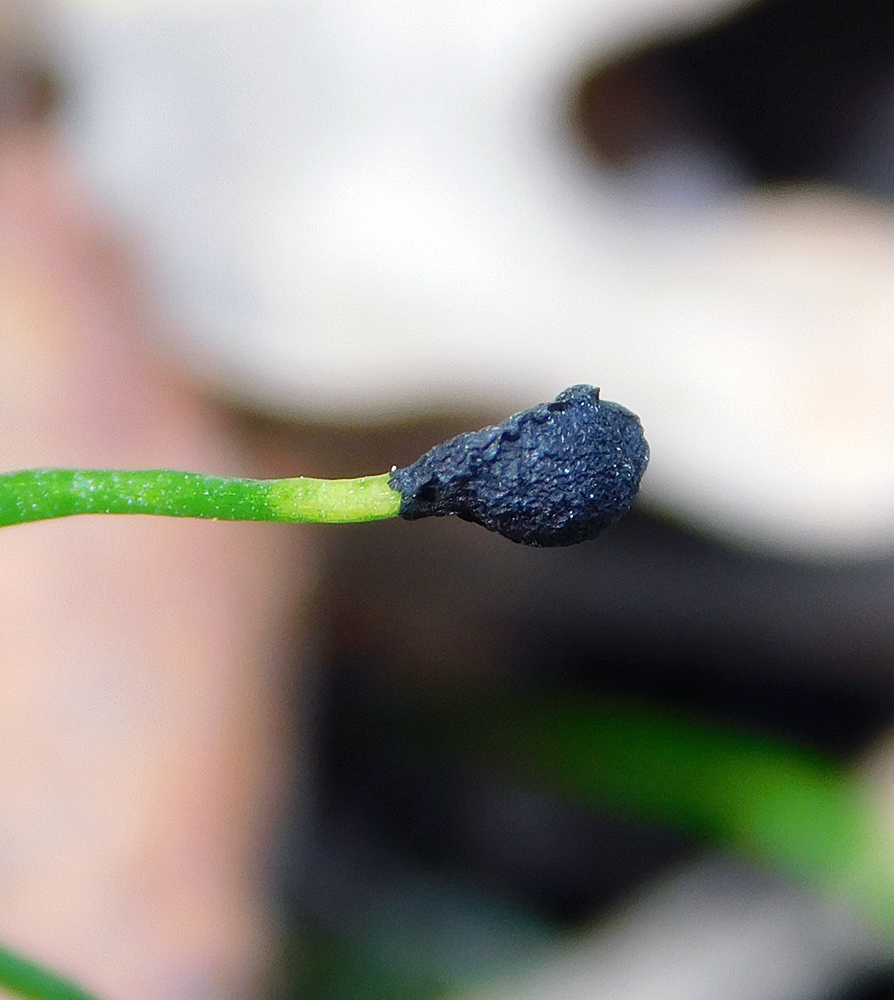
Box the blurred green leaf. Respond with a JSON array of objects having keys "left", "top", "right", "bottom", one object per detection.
[{"left": 0, "top": 943, "right": 99, "bottom": 1000}]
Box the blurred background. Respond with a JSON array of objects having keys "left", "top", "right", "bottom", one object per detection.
[{"left": 5, "top": 0, "right": 894, "bottom": 998}]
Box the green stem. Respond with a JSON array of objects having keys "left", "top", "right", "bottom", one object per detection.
[
  {"left": 0, "top": 469, "right": 401, "bottom": 528},
  {"left": 0, "top": 942, "right": 99, "bottom": 1000}
]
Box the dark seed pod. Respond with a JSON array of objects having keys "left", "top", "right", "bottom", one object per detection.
[{"left": 389, "top": 385, "right": 649, "bottom": 546}]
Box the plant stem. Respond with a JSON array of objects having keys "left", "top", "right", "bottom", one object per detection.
[
  {"left": 0, "top": 469, "right": 401, "bottom": 528},
  {"left": 0, "top": 943, "right": 99, "bottom": 1000}
]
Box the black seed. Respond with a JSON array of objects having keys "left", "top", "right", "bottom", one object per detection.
[{"left": 389, "top": 385, "right": 649, "bottom": 546}]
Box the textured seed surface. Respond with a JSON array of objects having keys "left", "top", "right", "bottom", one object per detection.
[{"left": 390, "top": 385, "right": 649, "bottom": 546}]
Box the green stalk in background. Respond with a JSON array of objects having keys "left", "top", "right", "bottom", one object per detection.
[
  {"left": 396, "top": 693, "right": 894, "bottom": 944},
  {"left": 0, "top": 943, "right": 100, "bottom": 1000}
]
